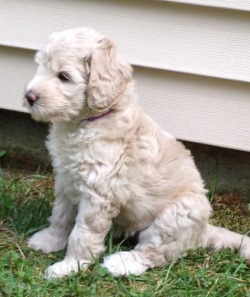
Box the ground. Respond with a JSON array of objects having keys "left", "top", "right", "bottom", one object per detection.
[{"left": 0, "top": 168, "right": 250, "bottom": 297}]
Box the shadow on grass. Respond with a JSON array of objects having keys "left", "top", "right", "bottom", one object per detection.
[{"left": 0, "top": 169, "right": 52, "bottom": 237}]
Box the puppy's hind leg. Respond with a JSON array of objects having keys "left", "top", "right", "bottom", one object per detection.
[
  {"left": 102, "top": 194, "right": 211, "bottom": 277},
  {"left": 28, "top": 173, "right": 77, "bottom": 253}
]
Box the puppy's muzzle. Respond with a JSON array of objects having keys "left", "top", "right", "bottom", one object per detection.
[{"left": 25, "top": 90, "right": 39, "bottom": 106}]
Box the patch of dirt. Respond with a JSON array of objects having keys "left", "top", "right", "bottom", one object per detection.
[
  {"left": 210, "top": 192, "right": 250, "bottom": 235},
  {"left": 212, "top": 192, "right": 250, "bottom": 217}
]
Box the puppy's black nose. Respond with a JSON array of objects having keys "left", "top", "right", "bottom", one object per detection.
[{"left": 25, "top": 90, "right": 39, "bottom": 106}]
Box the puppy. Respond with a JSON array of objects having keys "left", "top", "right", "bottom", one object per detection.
[{"left": 24, "top": 27, "right": 250, "bottom": 278}]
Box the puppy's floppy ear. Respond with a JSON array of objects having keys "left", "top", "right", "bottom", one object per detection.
[{"left": 87, "top": 38, "right": 133, "bottom": 111}]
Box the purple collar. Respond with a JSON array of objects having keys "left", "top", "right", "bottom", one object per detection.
[{"left": 86, "top": 109, "right": 113, "bottom": 122}]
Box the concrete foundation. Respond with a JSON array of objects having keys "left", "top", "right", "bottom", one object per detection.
[{"left": 1, "top": 108, "right": 249, "bottom": 200}]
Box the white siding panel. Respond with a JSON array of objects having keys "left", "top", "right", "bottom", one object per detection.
[
  {"left": 1, "top": 47, "right": 250, "bottom": 152},
  {"left": 135, "top": 67, "right": 250, "bottom": 152},
  {"left": 1, "top": 0, "right": 250, "bottom": 82},
  {"left": 161, "top": 0, "right": 250, "bottom": 12},
  {"left": 0, "top": 47, "right": 37, "bottom": 112}
]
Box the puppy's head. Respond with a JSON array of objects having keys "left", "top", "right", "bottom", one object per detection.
[{"left": 24, "top": 27, "right": 132, "bottom": 122}]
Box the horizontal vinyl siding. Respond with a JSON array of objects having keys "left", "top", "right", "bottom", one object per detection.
[
  {"left": 161, "top": 0, "right": 250, "bottom": 12},
  {"left": 1, "top": 0, "right": 250, "bottom": 151},
  {"left": 137, "top": 68, "right": 250, "bottom": 151},
  {"left": 1, "top": 46, "right": 250, "bottom": 152},
  {"left": 1, "top": 0, "right": 250, "bottom": 82}
]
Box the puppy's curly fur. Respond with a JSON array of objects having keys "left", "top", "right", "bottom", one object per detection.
[{"left": 24, "top": 27, "right": 250, "bottom": 278}]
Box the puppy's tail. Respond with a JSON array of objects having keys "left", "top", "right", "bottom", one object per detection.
[{"left": 203, "top": 224, "right": 250, "bottom": 264}]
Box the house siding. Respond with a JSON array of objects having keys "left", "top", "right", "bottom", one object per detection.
[{"left": 1, "top": 0, "right": 250, "bottom": 151}]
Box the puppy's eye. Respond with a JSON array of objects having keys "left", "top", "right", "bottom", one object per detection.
[{"left": 58, "top": 72, "right": 71, "bottom": 82}]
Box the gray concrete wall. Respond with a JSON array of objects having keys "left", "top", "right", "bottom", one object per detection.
[
  {"left": 0, "top": 109, "right": 49, "bottom": 170},
  {"left": 1, "top": 108, "right": 249, "bottom": 200}
]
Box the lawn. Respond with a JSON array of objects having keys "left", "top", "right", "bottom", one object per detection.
[{"left": 0, "top": 168, "right": 250, "bottom": 297}]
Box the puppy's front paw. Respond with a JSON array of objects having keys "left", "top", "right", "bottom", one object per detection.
[
  {"left": 102, "top": 251, "right": 150, "bottom": 277},
  {"left": 28, "top": 228, "right": 67, "bottom": 253},
  {"left": 45, "top": 260, "right": 89, "bottom": 279}
]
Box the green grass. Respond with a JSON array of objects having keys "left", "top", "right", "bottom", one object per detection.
[{"left": 0, "top": 168, "right": 250, "bottom": 297}]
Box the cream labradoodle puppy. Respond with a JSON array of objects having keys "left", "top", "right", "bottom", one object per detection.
[{"left": 24, "top": 27, "right": 250, "bottom": 278}]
